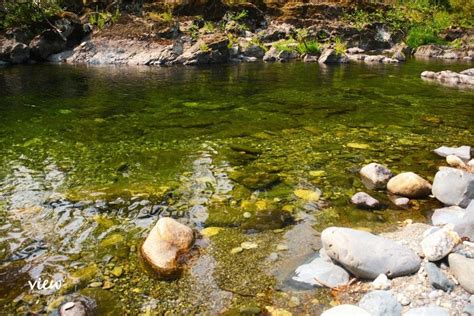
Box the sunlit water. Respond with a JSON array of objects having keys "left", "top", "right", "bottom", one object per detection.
[{"left": 0, "top": 60, "right": 473, "bottom": 314}]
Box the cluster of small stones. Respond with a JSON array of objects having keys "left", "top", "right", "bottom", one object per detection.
[{"left": 292, "top": 144, "right": 474, "bottom": 315}]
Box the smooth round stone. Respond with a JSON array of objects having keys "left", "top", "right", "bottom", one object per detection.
[
  {"left": 322, "top": 227, "right": 420, "bottom": 279},
  {"left": 387, "top": 172, "right": 432, "bottom": 198},
  {"left": 322, "top": 304, "right": 370, "bottom": 316}
]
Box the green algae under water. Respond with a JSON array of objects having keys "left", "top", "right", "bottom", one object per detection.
[{"left": 0, "top": 60, "right": 473, "bottom": 314}]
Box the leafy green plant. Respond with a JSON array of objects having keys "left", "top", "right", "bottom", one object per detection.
[
  {"left": 450, "top": 38, "right": 462, "bottom": 49},
  {"left": 148, "top": 9, "right": 173, "bottom": 24},
  {"left": 201, "top": 21, "right": 215, "bottom": 33},
  {"left": 199, "top": 43, "right": 210, "bottom": 52},
  {"left": 226, "top": 10, "right": 248, "bottom": 22},
  {"left": 406, "top": 25, "right": 445, "bottom": 48},
  {"left": 1, "top": 0, "right": 62, "bottom": 30}
]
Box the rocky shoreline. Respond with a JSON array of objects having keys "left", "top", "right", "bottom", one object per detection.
[{"left": 1, "top": 2, "right": 473, "bottom": 68}]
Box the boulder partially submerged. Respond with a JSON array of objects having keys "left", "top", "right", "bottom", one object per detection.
[
  {"left": 141, "top": 217, "right": 194, "bottom": 278},
  {"left": 387, "top": 172, "right": 432, "bottom": 198}
]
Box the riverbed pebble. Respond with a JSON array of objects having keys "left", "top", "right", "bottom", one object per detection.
[
  {"left": 372, "top": 273, "right": 391, "bottom": 290},
  {"left": 425, "top": 262, "right": 454, "bottom": 292},
  {"left": 358, "top": 290, "right": 402, "bottom": 316},
  {"left": 351, "top": 192, "right": 382, "bottom": 210}
]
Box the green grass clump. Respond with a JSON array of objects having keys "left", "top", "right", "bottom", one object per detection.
[
  {"left": 334, "top": 37, "right": 347, "bottom": 55},
  {"left": 273, "top": 39, "right": 297, "bottom": 53},
  {"left": 296, "top": 40, "right": 321, "bottom": 55}
]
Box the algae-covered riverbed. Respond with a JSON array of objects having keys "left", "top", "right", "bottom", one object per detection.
[{"left": 0, "top": 61, "right": 473, "bottom": 314}]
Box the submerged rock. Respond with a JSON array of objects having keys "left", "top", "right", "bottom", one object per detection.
[
  {"left": 387, "top": 172, "right": 432, "bottom": 198},
  {"left": 432, "top": 167, "right": 474, "bottom": 207},
  {"left": 421, "top": 70, "right": 474, "bottom": 86},
  {"left": 425, "top": 262, "right": 454, "bottom": 292},
  {"left": 292, "top": 257, "right": 349, "bottom": 288},
  {"left": 434, "top": 146, "right": 471, "bottom": 161},
  {"left": 421, "top": 226, "right": 460, "bottom": 261},
  {"left": 360, "top": 162, "right": 393, "bottom": 189},
  {"left": 141, "top": 217, "right": 194, "bottom": 278},
  {"left": 321, "top": 227, "right": 420, "bottom": 279},
  {"left": 358, "top": 290, "right": 402, "bottom": 316},
  {"left": 351, "top": 192, "right": 382, "bottom": 210},
  {"left": 321, "top": 304, "right": 370, "bottom": 316},
  {"left": 449, "top": 253, "right": 474, "bottom": 294},
  {"left": 388, "top": 194, "right": 410, "bottom": 208}
]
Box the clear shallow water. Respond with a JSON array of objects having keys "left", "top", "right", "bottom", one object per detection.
[{"left": 0, "top": 60, "right": 473, "bottom": 314}]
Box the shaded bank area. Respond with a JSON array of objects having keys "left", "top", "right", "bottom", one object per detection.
[{"left": 0, "top": 60, "right": 473, "bottom": 314}]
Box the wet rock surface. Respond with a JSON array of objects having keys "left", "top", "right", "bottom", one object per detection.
[{"left": 322, "top": 227, "right": 421, "bottom": 279}]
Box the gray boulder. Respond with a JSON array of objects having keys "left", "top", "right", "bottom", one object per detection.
[
  {"left": 449, "top": 253, "right": 474, "bottom": 294},
  {"left": 0, "top": 38, "right": 30, "bottom": 64},
  {"left": 463, "top": 304, "right": 474, "bottom": 316},
  {"left": 241, "top": 44, "right": 265, "bottom": 59},
  {"left": 360, "top": 162, "right": 393, "bottom": 189},
  {"left": 318, "top": 48, "right": 349, "bottom": 64},
  {"left": 454, "top": 201, "right": 474, "bottom": 240},
  {"left": 434, "top": 145, "right": 471, "bottom": 161},
  {"left": 30, "top": 30, "right": 67, "bottom": 60},
  {"left": 263, "top": 46, "right": 295, "bottom": 62},
  {"left": 292, "top": 257, "right": 349, "bottom": 288},
  {"left": 175, "top": 36, "right": 229, "bottom": 65},
  {"left": 432, "top": 206, "right": 465, "bottom": 226},
  {"left": 432, "top": 167, "right": 474, "bottom": 207},
  {"left": 403, "top": 306, "right": 449, "bottom": 316},
  {"left": 351, "top": 192, "right": 382, "bottom": 210},
  {"left": 321, "top": 227, "right": 421, "bottom": 279},
  {"left": 358, "top": 290, "right": 402, "bottom": 316},
  {"left": 425, "top": 262, "right": 454, "bottom": 292}
]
